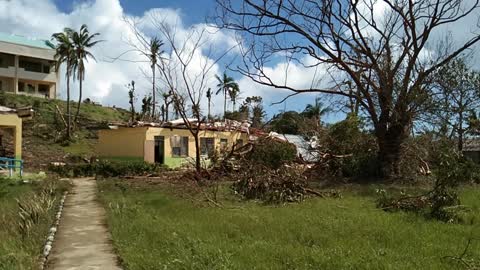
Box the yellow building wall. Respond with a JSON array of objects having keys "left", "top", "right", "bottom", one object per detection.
[
  {"left": 145, "top": 127, "right": 248, "bottom": 156},
  {"left": 97, "top": 127, "right": 147, "bottom": 160},
  {"left": 0, "top": 113, "right": 22, "bottom": 160},
  {"left": 97, "top": 126, "right": 249, "bottom": 168}
]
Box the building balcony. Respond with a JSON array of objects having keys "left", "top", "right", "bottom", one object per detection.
[
  {"left": 17, "top": 68, "right": 56, "bottom": 83},
  {"left": 0, "top": 66, "right": 16, "bottom": 78}
]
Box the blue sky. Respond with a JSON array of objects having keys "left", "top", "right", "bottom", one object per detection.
[{"left": 54, "top": 0, "right": 215, "bottom": 23}]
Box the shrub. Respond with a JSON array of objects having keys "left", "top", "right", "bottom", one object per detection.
[
  {"left": 48, "top": 160, "right": 166, "bottom": 178},
  {"left": 376, "top": 148, "right": 473, "bottom": 223},
  {"left": 320, "top": 115, "right": 380, "bottom": 178},
  {"left": 246, "top": 138, "right": 297, "bottom": 169}
]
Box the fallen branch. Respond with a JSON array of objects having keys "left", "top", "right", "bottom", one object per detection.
[
  {"left": 304, "top": 188, "right": 325, "bottom": 197},
  {"left": 442, "top": 237, "right": 479, "bottom": 269},
  {"left": 54, "top": 105, "right": 67, "bottom": 128}
]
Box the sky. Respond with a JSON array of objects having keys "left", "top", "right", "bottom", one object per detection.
[
  {"left": 0, "top": 0, "right": 324, "bottom": 120},
  {"left": 0, "top": 0, "right": 478, "bottom": 123}
]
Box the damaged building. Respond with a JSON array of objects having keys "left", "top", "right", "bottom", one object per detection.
[{"left": 97, "top": 119, "right": 250, "bottom": 168}]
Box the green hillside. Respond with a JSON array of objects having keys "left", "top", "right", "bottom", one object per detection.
[{"left": 0, "top": 93, "right": 130, "bottom": 171}]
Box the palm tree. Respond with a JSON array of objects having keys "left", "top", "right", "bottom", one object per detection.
[
  {"left": 51, "top": 28, "right": 75, "bottom": 139},
  {"left": 206, "top": 88, "right": 212, "bottom": 122},
  {"left": 229, "top": 86, "right": 240, "bottom": 111},
  {"left": 149, "top": 37, "right": 164, "bottom": 120},
  {"left": 162, "top": 90, "right": 173, "bottom": 122},
  {"left": 71, "top": 24, "right": 101, "bottom": 124},
  {"left": 215, "top": 72, "right": 239, "bottom": 119},
  {"left": 301, "top": 96, "right": 331, "bottom": 125}
]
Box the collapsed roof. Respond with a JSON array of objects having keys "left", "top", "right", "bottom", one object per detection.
[{"left": 106, "top": 118, "right": 251, "bottom": 133}]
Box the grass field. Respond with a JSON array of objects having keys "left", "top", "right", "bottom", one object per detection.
[
  {"left": 0, "top": 179, "right": 67, "bottom": 270},
  {"left": 98, "top": 180, "right": 480, "bottom": 270}
]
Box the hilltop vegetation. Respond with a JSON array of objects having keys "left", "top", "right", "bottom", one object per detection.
[{"left": 0, "top": 93, "right": 129, "bottom": 171}]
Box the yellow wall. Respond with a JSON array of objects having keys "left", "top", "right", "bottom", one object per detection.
[
  {"left": 145, "top": 127, "right": 248, "bottom": 158},
  {"left": 97, "top": 127, "right": 147, "bottom": 158},
  {"left": 97, "top": 126, "right": 249, "bottom": 167},
  {"left": 0, "top": 113, "right": 22, "bottom": 159}
]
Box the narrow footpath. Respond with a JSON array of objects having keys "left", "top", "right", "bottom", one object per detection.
[{"left": 48, "top": 178, "right": 121, "bottom": 270}]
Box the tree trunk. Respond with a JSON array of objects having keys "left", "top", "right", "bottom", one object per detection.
[
  {"left": 224, "top": 88, "right": 227, "bottom": 120},
  {"left": 207, "top": 99, "right": 211, "bottom": 122},
  {"left": 165, "top": 103, "right": 169, "bottom": 122},
  {"left": 194, "top": 133, "right": 201, "bottom": 173},
  {"left": 74, "top": 76, "right": 82, "bottom": 126},
  {"left": 152, "top": 65, "right": 156, "bottom": 119},
  {"left": 458, "top": 112, "right": 464, "bottom": 152},
  {"left": 66, "top": 74, "right": 71, "bottom": 139},
  {"left": 376, "top": 125, "right": 407, "bottom": 179}
]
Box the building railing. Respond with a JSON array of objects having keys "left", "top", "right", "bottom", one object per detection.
[{"left": 0, "top": 157, "right": 23, "bottom": 177}]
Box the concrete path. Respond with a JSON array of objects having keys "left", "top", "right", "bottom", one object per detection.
[{"left": 48, "top": 178, "right": 121, "bottom": 270}]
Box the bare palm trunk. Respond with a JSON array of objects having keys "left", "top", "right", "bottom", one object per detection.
[
  {"left": 152, "top": 65, "right": 156, "bottom": 119},
  {"left": 223, "top": 88, "right": 227, "bottom": 120},
  {"left": 74, "top": 75, "right": 82, "bottom": 125},
  {"left": 165, "top": 103, "right": 169, "bottom": 122},
  {"left": 207, "top": 99, "right": 211, "bottom": 122},
  {"left": 66, "top": 74, "right": 71, "bottom": 139}
]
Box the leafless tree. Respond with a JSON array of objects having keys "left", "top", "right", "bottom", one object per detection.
[
  {"left": 125, "top": 15, "right": 235, "bottom": 173},
  {"left": 215, "top": 0, "right": 480, "bottom": 178}
]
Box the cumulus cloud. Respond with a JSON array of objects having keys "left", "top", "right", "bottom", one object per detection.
[
  {"left": 0, "top": 0, "right": 327, "bottom": 118},
  {"left": 2, "top": 0, "right": 477, "bottom": 121}
]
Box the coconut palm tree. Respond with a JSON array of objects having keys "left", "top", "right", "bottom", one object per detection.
[
  {"left": 149, "top": 37, "right": 164, "bottom": 119},
  {"left": 215, "top": 72, "right": 239, "bottom": 119},
  {"left": 51, "top": 28, "right": 75, "bottom": 139},
  {"left": 229, "top": 86, "right": 240, "bottom": 111},
  {"left": 206, "top": 88, "right": 212, "bottom": 121},
  {"left": 71, "top": 24, "right": 101, "bottom": 124},
  {"left": 301, "top": 96, "right": 331, "bottom": 125}
]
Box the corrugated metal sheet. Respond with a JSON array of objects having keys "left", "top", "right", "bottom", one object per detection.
[{"left": 269, "top": 132, "right": 319, "bottom": 162}]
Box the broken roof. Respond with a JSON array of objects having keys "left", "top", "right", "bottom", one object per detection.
[
  {"left": 105, "top": 118, "right": 250, "bottom": 133},
  {"left": 463, "top": 139, "right": 480, "bottom": 152}
]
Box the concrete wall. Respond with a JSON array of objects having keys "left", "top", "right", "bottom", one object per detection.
[
  {"left": 0, "top": 113, "right": 22, "bottom": 160},
  {"left": 97, "top": 127, "right": 249, "bottom": 168},
  {"left": 97, "top": 127, "right": 148, "bottom": 159},
  {"left": 0, "top": 41, "right": 55, "bottom": 61}
]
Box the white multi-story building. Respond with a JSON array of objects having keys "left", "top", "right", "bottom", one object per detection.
[{"left": 0, "top": 32, "right": 58, "bottom": 99}]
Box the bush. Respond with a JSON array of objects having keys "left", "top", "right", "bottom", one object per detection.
[
  {"left": 320, "top": 115, "right": 380, "bottom": 178},
  {"left": 246, "top": 138, "right": 297, "bottom": 169},
  {"left": 376, "top": 148, "right": 474, "bottom": 223},
  {"left": 48, "top": 160, "right": 166, "bottom": 178},
  {"left": 232, "top": 164, "right": 307, "bottom": 204}
]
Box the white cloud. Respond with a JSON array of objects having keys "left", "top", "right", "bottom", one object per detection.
[
  {"left": 0, "top": 0, "right": 341, "bottom": 120},
  {"left": 0, "top": 0, "right": 234, "bottom": 116},
  {"left": 3, "top": 0, "right": 475, "bottom": 122}
]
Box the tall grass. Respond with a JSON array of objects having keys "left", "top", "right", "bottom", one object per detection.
[
  {"left": 99, "top": 180, "right": 480, "bottom": 270},
  {"left": 0, "top": 179, "right": 68, "bottom": 269}
]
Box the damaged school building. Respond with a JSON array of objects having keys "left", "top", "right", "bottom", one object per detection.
[{"left": 97, "top": 119, "right": 250, "bottom": 168}]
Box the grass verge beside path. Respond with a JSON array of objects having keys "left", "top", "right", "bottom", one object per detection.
[
  {"left": 98, "top": 180, "right": 480, "bottom": 270},
  {"left": 0, "top": 179, "right": 68, "bottom": 270}
]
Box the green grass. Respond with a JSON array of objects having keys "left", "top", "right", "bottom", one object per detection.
[
  {"left": 3, "top": 93, "right": 129, "bottom": 123},
  {"left": 0, "top": 178, "right": 68, "bottom": 270},
  {"left": 98, "top": 180, "right": 480, "bottom": 270}
]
